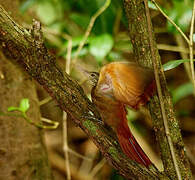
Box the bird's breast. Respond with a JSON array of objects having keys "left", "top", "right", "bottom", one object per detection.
[{"left": 91, "top": 86, "right": 125, "bottom": 130}]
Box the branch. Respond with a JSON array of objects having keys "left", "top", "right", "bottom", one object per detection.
[
  {"left": 144, "top": 1, "right": 181, "bottom": 179},
  {"left": 72, "top": 0, "right": 111, "bottom": 65},
  {"left": 189, "top": 0, "right": 195, "bottom": 91},
  {"left": 151, "top": 0, "right": 195, "bottom": 95},
  {"left": 151, "top": 0, "right": 190, "bottom": 44},
  {"left": 123, "top": 0, "right": 192, "bottom": 179},
  {"left": 0, "top": 5, "right": 160, "bottom": 180}
]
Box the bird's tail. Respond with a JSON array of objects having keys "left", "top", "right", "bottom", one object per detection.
[{"left": 116, "top": 119, "right": 152, "bottom": 167}]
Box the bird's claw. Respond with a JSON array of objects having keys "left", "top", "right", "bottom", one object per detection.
[{"left": 82, "top": 114, "right": 104, "bottom": 125}]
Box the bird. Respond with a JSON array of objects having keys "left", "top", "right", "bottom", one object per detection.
[{"left": 85, "top": 61, "right": 156, "bottom": 168}]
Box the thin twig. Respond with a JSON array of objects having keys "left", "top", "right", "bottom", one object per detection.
[
  {"left": 0, "top": 111, "right": 59, "bottom": 129},
  {"left": 63, "top": 112, "right": 71, "bottom": 180},
  {"left": 49, "top": 150, "right": 92, "bottom": 180},
  {"left": 157, "top": 44, "right": 195, "bottom": 54},
  {"left": 40, "top": 117, "right": 59, "bottom": 129},
  {"left": 113, "top": 7, "right": 122, "bottom": 36},
  {"left": 68, "top": 148, "right": 92, "bottom": 161},
  {"left": 66, "top": 39, "right": 72, "bottom": 74},
  {"left": 189, "top": 0, "right": 195, "bottom": 91},
  {"left": 78, "top": 141, "right": 98, "bottom": 177},
  {"left": 71, "top": 0, "right": 111, "bottom": 66},
  {"left": 144, "top": 1, "right": 182, "bottom": 180},
  {"left": 175, "top": 35, "right": 192, "bottom": 84},
  {"left": 39, "top": 96, "right": 52, "bottom": 106},
  {"left": 151, "top": 0, "right": 190, "bottom": 44},
  {"left": 89, "top": 158, "right": 106, "bottom": 178},
  {"left": 62, "top": 37, "right": 73, "bottom": 180}
]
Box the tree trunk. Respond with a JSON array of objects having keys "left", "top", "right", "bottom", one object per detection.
[
  {"left": 0, "top": 1, "right": 53, "bottom": 179},
  {"left": 123, "top": 0, "right": 192, "bottom": 179}
]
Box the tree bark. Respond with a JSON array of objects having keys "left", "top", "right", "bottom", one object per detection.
[
  {"left": 0, "top": 4, "right": 165, "bottom": 180},
  {"left": 123, "top": 0, "right": 192, "bottom": 179},
  {"left": 0, "top": 54, "right": 53, "bottom": 180},
  {"left": 0, "top": 0, "right": 53, "bottom": 179}
]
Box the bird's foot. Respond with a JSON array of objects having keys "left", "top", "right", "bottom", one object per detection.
[{"left": 81, "top": 114, "right": 104, "bottom": 125}]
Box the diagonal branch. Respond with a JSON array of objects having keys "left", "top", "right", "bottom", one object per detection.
[{"left": 0, "top": 5, "right": 162, "bottom": 180}]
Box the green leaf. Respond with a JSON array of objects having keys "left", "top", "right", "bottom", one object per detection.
[
  {"left": 127, "top": 109, "right": 138, "bottom": 122},
  {"left": 7, "top": 106, "right": 20, "bottom": 112},
  {"left": 89, "top": 34, "right": 114, "bottom": 62},
  {"left": 20, "top": 0, "right": 35, "bottom": 13},
  {"left": 49, "top": 22, "right": 65, "bottom": 34},
  {"left": 71, "top": 47, "right": 89, "bottom": 58},
  {"left": 148, "top": 1, "right": 157, "bottom": 10},
  {"left": 19, "top": 98, "right": 30, "bottom": 113},
  {"left": 107, "top": 51, "right": 122, "bottom": 62},
  {"left": 70, "top": 13, "right": 90, "bottom": 29},
  {"left": 172, "top": 82, "right": 193, "bottom": 104},
  {"left": 36, "top": 1, "right": 59, "bottom": 25},
  {"left": 166, "top": 0, "right": 192, "bottom": 33},
  {"left": 64, "top": 36, "right": 90, "bottom": 49},
  {"left": 163, "top": 59, "right": 190, "bottom": 71},
  {"left": 178, "top": 9, "right": 192, "bottom": 32}
]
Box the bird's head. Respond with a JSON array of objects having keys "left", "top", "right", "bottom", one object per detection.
[
  {"left": 76, "top": 65, "right": 99, "bottom": 87},
  {"left": 87, "top": 71, "right": 99, "bottom": 86}
]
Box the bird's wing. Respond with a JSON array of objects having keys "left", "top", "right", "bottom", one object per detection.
[{"left": 106, "top": 62, "right": 154, "bottom": 108}]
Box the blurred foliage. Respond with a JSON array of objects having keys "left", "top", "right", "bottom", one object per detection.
[
  {"left": 165, "top": 0, "right": 193, "bottom": 33},
  {"left": 20, "top": 0, "right": 126, "bottom": 64},
  {"left": 163, "top": 59, "right": 191, "bottom": 71},
  {"left": 20, "top": 0, "right": 194, "bottom": 67},
  {"left": 172, "top": 82, "right": 194, "bottom": 104},
  {"left": 89, "top": 33, "right": 114, "bottom": 63},
  {"left": 7, "top": 98, "right": 30, "bottom": 113}
]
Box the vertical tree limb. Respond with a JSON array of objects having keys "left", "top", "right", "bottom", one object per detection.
[
  {"left": 144, "top": 1, "right": 181, "bottom": 179},
  {"left": 0, "top": 0, "right": 53, "bottom": 179},
  {"left": 123, "top": 0, "right": 192, "bottom": 179}
]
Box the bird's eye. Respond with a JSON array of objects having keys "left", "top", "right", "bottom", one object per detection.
[{"left": 90, "top": 72, "right": 99, "bottom": 78}]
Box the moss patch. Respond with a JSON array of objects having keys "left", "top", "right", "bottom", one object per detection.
[
  {"left": 108, "top": 147, "right": 119, "bottom": 163},
  {"left": 83, "top": 120, "right": 98, "bottom": 136}
]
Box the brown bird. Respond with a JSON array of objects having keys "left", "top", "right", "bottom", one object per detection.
[{"left": 86, "top": 62, "right": 156, "bottom": 168}]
